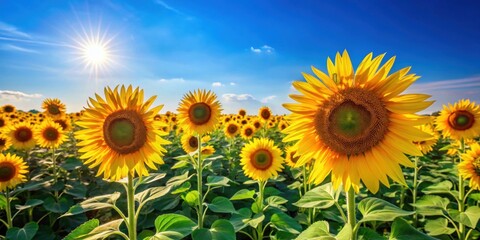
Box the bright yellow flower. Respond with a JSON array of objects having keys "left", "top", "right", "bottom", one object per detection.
[
  {"left": 283, "top": 50, "right": 434, "bottom": 193},
  {"left": 0, "top": 153, "right": 28, "bottom": 192},
  {"left": 435, "top": 99, "right": 480, "bottom": 140},
  {"left": 413, "top": 124, "right": 437, "bottom": 154},
  {"left": 284, "top": 145, "right": 300, "bottom": 168},
  {"left": 240, "top": 138, "right": 284, "bottom": 181},
  {"left": 224, "top": 122, "right": 240, "bottom": 138},
  {"left": 34, "top": 120, "right": 67, "bottom": 149},
  {"left": 258, "top": 106, "right": 272, "bottom": 122},
  {"left": 459, "top": 143, "right": 480, "bottom": 190},
  {"left": 1, "top": 105, "right": 16, "bottom": 114},
  {"left": 42, "top": 98, "right": 66, "bottom": 120},
  {"left": 181, "top": 133, "right": 199, "bottom": 153},
  {"left": 240, "top": 124, "right": 256, "bottom": 140},
  {"left": 177, "top": 89, "right": 222, "bottom": 135},
  {"left": 0, "top": 133, "right": 11, "bottom": 151},
  {"left": 7, "top": 123, "right": 36, "bottom": 150},
  {"left": 75, "top": 85, "right": 170, "bottom": 180}
]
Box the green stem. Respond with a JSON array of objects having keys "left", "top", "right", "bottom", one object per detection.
[
  {"left": 413, "top": 156, "right": 419, "bottom": 226},
  {"left": 127, "top": 171, "right": 137, "bottom": 240},
  {"left": 197, "top": 134, "right": 204, "bottom": 229},
  {"left": 256, "top": 180, "right": 265, "bottom": 240},
  {"left": 346, "top": 187, "right": 357, "bottom": 240},
  {"left": 458, "top": 138, "right": 466, "bottom": 240},
  {"left": 302, "top": 166, "right": 308, "bottom": 196},
  {"left": 5, "top": 190, "right": 12, "bottom": 229}
]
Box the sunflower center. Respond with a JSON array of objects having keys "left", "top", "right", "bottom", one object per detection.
[
  {"left": 15, "top": 127, "right": 33, "bottom": 142},
  {"left": 54, "top": 120, "right": 68, "bottom": 130},
  {"left": 4, "top": 106, "right": 14, "bottom": 113},
  {"left": 315, "top": 88, "right": 389, "bottom": 156},
  {"left": 448, "top": 111, "right": 475, "bottom": 130},
  {"left": 245, "top": 128, "right": 253, "bottom": 136},
  {"left": 260, "top": 110, "right": 271, "bottom": 120},
  {"left": 103, "top": 110, "right": 147, "bottom": 154},
  {"left": 189, "top": 103, "right": 211, "bottom": 125},
  {"left": 289, "top": 151, "right": 299, "bottom": 164},
  {"left": 251, "top": 149, "right": 273, "bottom": 170},
  {"left": 0, "top": 138, "right": 6, "bottom": 146},
  {"left": 48, "top": 105, "right": 61, "bottom": 115},
  {"left": 227, "top": 124, "right": 238, "bottom": 134},
  {"left": 43, "top": 127, "right": 59, "bottom": 141},
  {"left": 254, "top": 122, "right": 261, "bottom": 129},
  {"left": 0, "top": 162, "right": 16, "bottom": 182},
  {"left": 188, "top": 136, "right": 198, "bottom": 148},
  {"left": 0, "top": 118, "right": 5, "bottom": 127}
]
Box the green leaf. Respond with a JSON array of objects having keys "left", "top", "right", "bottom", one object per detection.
[
  {"left": 0, "top": 194, "right": 6, "bottom": 210},
  {"left": 230, "top": 208, "right": 252, "bottom": 232},
  {"left": 61, "top": 157, "right": 84, "bottom": 171},
  {"left": 295, "top": 221, "right": 331, "bottom": 239},
  {"left": 266, "top": 196, "right": 288, "bottom": 206},
  {"left": 135, "top": 186, "right": 172, "bottom": 205},
  {"left": 15, "top": 199, "right": 43, "bottom": 211},
  {"left": 79, "top": 219, "right": 124, "bottom": 240},
  {"left": 64, "top": 182, "right": 88, "bottom": 199},
  {"left": 207, "top": 196, "right": 236, "bottom": 213},
  {"left": 172, "top": 161, "right": 189, "bottom": 170},
  {"left": 230, "top": 189, "right": 255, "bottom": 201},
  {"left": 247, "top": 213, "right": 265, "bottom": 228},
  {"left": 63, "top": 219, "right": 99, "bottom": 240},
  {"left": 421, "top": 180, "right": 453, "bottom": 194},
  {"left": 171, "top": 182, "right": 191, "bottom": 195},
  {"left": 357, "top": 227, "right": 386, "bottom": 240},
  {"left": 6, "top": 222, "right": 38, "bottom": 240},
  {"left": 134, "top": 173, "right": 167, "bottom": 187},
  {"left": 448, "top": 206, "right": 480, "bottom": 228},
  {"left": 61, "top": 192, "right": 121, "bottom": 217},
  {"left": 468, "top": 193, "right": 480, "bottom": 201},
  {"left": 358, "top": 198, "right": 414, "bottom": 223},
  {"left": 412, "top": 195, "right": 450, "bottom": 216},
  {"left": 336, "top": 224, "right": 353, "bottom": 240},
  {"left": 167, "top": 172, "right": 193, "bottom": 189},
  {"left": 389, "top": 217, "right": 436, "bottom": 240},
  {"left": 43, "top": 196, "right": 73, "bottom": 213},
  {"left": 139, "top": 230, "right": 155, "bottom": 239},
  {"left": 294, "top": 186, "right": 335, "bottom": 209},
  {"left": 424, "top": 218, "right": 455, "bottom": 236},
  {"left": 183, "top": 190, "right": 199, "bottom": 207},
  {"left": 270, "top": 211, "right": 302, "bottom": 234},
  {"left": 206, "top": 176, "right": 230, "bottom": 187},
  {"left": 192, "top": 219, "right": 235, "bottom": 240},
  {"left": 147, "top": 214, "right": 196, "bottom": 240}
]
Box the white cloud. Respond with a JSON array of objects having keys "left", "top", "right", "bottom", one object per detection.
[
  {"left": 0, "top": 21, "right": 31, "bottom": 38},
  {"left": 261, "top": 95, "right": 276, "bottom": 103},
  {"left": 212, "top": 82, "right": 223, "bottom": 87},
  {"left": 222, "top": 93, "right": 256, "bottom": 102},
  {"left": 158, "top": 78, "right": 186, "bottom": 83},
  {"left": 250, "top": 45, "right": 275, "bottom": 54},
  {"left": 0, "top": 90, "right": 42, "bottom": 100},
  {"left": 230, "top": 82, "right": 236, "bottom": 86},
  {"left": 1, "top": 44, "right": 38, "bottom": 53}
]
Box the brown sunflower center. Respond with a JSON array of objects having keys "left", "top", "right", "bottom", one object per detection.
[
  {"left": 43, "top": 127, "right": 59, "bottom": 141},
  {"left": 0, "top": 138, "right": 6, "bottom": 147},
  {"left": 250, "top": 149, "right": 273, "bottom": 170},
  {"left": 260, "top": 109, "right": 271, "bottom": 120},
  {"left": 0, "top": 162, "right": 16, "bottom": 182},
  {"left": 227, "top": 124, "right": 238, "bottom": 134},
  {"left": 448, "top": 110, "right": 475, "bottom": 131},
  {"left": 189, "top": 103, "right": 211, "bottom": 125},
  {"left": 48, "top": 104, "right": 61, "bottom": 115},
  {"left": 15, "top": 127, "right": 33, "bottom": 142},
  {"left": 245, "top": 128, "right": 253, "bottom": 136},
  {"left": 289, "top": 151, "right": 299, "bottom": 164},
  {"left": 0, "top": 118, "right": 5, "bottom": 127},
  {"left": 3, "top": 106, "right": 14, "bottom": 113},
  {"left": 103, "top": 110, "right": 147, "bottom": 154},
  {"left": 254, "top": 122, "right": 261, "bottom": 129},
  {"left": 54, "top": 120, "right": 68, "bottom": 130},
  {"left": 239, "top": 110, "right": 246, "bottom": 116},
  {"left": 314, "top": 88, "right": 389, "bottom": 156},
  {"left": 188, "top": 136, "right": 198, "bottom": 148}
]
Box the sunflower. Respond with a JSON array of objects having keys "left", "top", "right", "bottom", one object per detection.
[
  {"left": 238, "top": 109, "right": 247, "bottom": 118},
  {"left": 201, "top": 145, "right": 215, "bottom": 156},
  {"left": 240, "top": 138, "right": 284, "bottom": 181},
  {"left": 75, "top": 85, "right": 170, "bottom": 180},
  {"left": 435, "top": 99, "right": 480, "bottom": 141},
  {"left": 42, "top": 98, "right": 66, "bottom": 120},
  {"left": 240, "top": 124, "right": 256, "bottom": 140},
  {"left": 283, "top": 50, "right": 434, "bottom": 193},
  {"left": 7, "top": 123, "right": 36, "bottom": 150},
  {"left": 177, "top": 89, "right": 222, "bottom": 135},
  {"left": 447, "top": 139, "right": 477, "bottom": 156},
  {"left": 284, "top": 145, "right": 300, "bottom": 168},
  {"left": 0, "top": 153, "right": 28, "bottom": 192},
  {"left": 0, "top": 133, "right": 11, "bottom": 151},
  {"left": 252, "top": 118, "right": 262, "bottom": 130},
  {"left": 413, "top": 124, "right": 437, "bottom": 154},
  {"left": 34, "top": 120, "right": 67, "bottom": 149},
  {"left": 181, "top": 133, "right": 199, "bottom": 153},
  {"left": 278, "top": 120, "right": 289, "bottom": 131},
  {"left": 0, "top": 114, "right": 8, "bottom": 130},
  {"left": 459, "top": 143, "right": 480, "bottom": 190},
  {"left": 53, "top": 118, "right": 72, "bottom": 132},
  {"left": 224, "top": 122, "right": 240, "bottom": 138},
  {"left": 1, "top": 105, "right": 16, "bottom": 113},
  {"left": 258, "top": 106, "right": 272, "bottom": 122}
]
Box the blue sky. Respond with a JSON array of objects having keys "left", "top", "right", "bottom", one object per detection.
[{"left": 1, "top": 0, "right": 479, "bottom": 114}]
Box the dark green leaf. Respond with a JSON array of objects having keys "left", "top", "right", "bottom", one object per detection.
[
  {"left": 357, "top": 227, "right": 386, "bottom": 240},
  {"left": 43, "top": 196, "right": 73, "bottom": 213},
  {"left": 270, "top": 212, "right": 302, "bottom": 234},
  {"left": 61, "top": 192, "right": 120, "bottom": 217},
  {"left": 171, "top": 182, "right": 191, "bottom": 194},
  {"left": 6, "top": 222, "right": 38, "bottom": 240},
  {"left": 389, "top": 217, "right": 436, "bottom": 240},
  {"left": 230, "top": 208, "right": 252, "bottom": 232},
  {"left": 79, "top": 219, "right": 124, "bottom": 240},
  {"left": 63, "top": 219, "right": 99, "bottom": 240},
  {"left": 207, "top": 196, "right": 236, "bottom": 213},
  {"left": 412, "top": 195, "right": 450, "bottom": 216},
  {"left": 192, "top": 219, "right": 235, "bottom": 240},
  {"left": 147, "top": 214, "right": 196, "bottom": 240},
  {"left": 206, "top": 176, "right": 230, "bottom": 187},
  {"left": 135, "top": 186, "right": 172, "bottom": 204},
  {"left": 294, "top": 186, "right": 335, "bottom": 209},
  {"left": 230, "top": 189, "right": 255, "bottom": 201},
  {"left": 295, "top": 221, "right": 331, "bottom": 239},
  {"left": 15, "top": 199, "right": 43, "bottom": 211},
  {"left": 421, "top": 180, "right": 453, "bottom": 195},
  {"left": 448, "top": 206, "right": 480, "bottom": 228},
  {"left": 358, "top": 198, "right": 414, "bottom": 223},
  {"left": 424, "top": 218, "right": 455, "bottom": 236}
]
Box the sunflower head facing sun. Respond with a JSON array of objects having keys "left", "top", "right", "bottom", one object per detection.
[
  {"left": 283, "top": 50, "right": 434, "bottom": 193},
  {"left": 34, "top": 120, "right": 67, "bottom": 149},
  {"left": 75, "top": 85, "right": 170, "bottom": 180},
  {"left": 459, "top": 143, "right": 480, "bottom": 190},
  {"left": 435, "top": 99, "right": 480, "bottom": 141},
  {"left": 240, "top": 138, "right": 284, "bottom": 181},
  {"left": 42, "top": 98, "right": 66, "bottom": 120},
  {"left": 0, "top": 153, "right": 28, "bottom": 192},
  {"left": 177, "top": 89, "right": 222, "bottom": 136},
  {"left": 7, "top": 122, "right": 36, "bottom": 150}
]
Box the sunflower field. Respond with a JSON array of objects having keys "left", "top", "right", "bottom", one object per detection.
[{"left": 1, "top": 51, "right": 480, "bottom": 240}]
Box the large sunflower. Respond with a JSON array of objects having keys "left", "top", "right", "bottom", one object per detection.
[
  {"left": 34, "top": 120, "right": 67, "bottom": 149},
  {"left": 0, "top": 153, "right": 28, "bottom": 192},
  {"left": 459, "top": 143, "right": 480, "bottom": 190},
  {"left": 435, "top": 99, "right": 480, "bottom": 140},
  {"left": 177, "top": 89, "right": 222, "bottom": 135},
  {"left": 75, "top": 85, "right": 170, "bottom": 180},
  {"left": 283, "top": 50, "right": 434, "bottom": 193},
  {"left": 42, "top": 98, "right": 66, "bottom": 120},
  {"left": 240, "top": 138, "right": 284, "bottom": 181},
  {"left": 6, "top": 123, "right": 36, "bottom": 150}
]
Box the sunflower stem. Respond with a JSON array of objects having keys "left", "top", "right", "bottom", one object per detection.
[
  {"left": 256, "top": 180, "right": 266, "bottom": 240},
  {"left": 412, "top": 156, "right": 419, "bottom": 227},
  {"left": 346, "top": 187, "right": 357, "bottom": 240},
  {"left": 5, "top": 190, "right": 13, "bottom": 229},
  {"left": 458, "top": 138, "right": 466, "bottom": 240},
  {"left": 52, "top": 147, "right": 59, "bottom": 199},
  {"left": 127, "top": 171, "right": 137, "bottom": 240},
  {"left": 196, "top": 134, "right": 204, "bottom": 229}
]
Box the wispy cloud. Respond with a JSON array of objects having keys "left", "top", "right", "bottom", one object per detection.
[
  {"left": 154, "top": 0, "right": 192, "bottom": 19},
  {"left": 230, "top": 82, "right": 236, "bottom": 86},
  {"left": 250, "top": 45, "right": 275, "bottom": 54},
  {"left": 157, "top": 77, "right": 186, "bottom": 83},
  {"left": 0, "top": 21, "right": 31, "bottom": 38},
  {"left": 261, "top": 95, "right": 276, "bottom": 103},
  {"left": 222, "top": 93, "right": 256, "bottom": 102},
  {"left": 212, "top": 82, "right": 224, "bottom": 87},
  {"left": 410, "top": 76, "right": 480, "bottom": 91},
  {"left": 0, "top": 90, "right": 42, "bottom": 100},
  {"left": 1, "top": 44, "right": 38, "bottom": 53}
]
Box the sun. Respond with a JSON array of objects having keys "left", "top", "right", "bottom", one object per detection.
[{"left": 83, "top": 42, "right": 108, "bottom": 66}]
